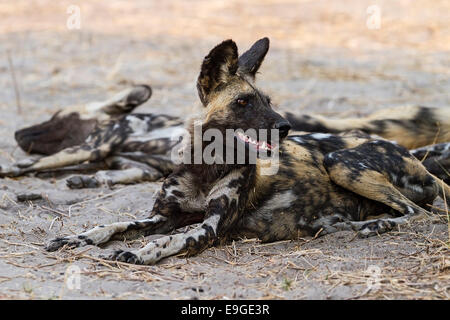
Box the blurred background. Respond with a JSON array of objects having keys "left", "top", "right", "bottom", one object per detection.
[
  {"left": 0, "top": 1, "right": 449, "bottom": 299},
  {"left": 0, "top": 0, "right": 449, "bottom": 156}
]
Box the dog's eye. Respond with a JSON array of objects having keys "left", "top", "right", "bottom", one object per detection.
[{"left": 237, "top": 98, "right": 248, "bottom": 107}]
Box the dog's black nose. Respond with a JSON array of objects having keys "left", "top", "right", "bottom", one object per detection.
[{"left": 274, "top": 121, "right": 291, "bottom": 139}]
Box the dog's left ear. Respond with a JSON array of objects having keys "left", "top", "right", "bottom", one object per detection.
[
  {"left": 238, "top": 37, "right": 270, "bottom": 79},
  {"left": 197, "top": 39, "right": 239, "bottom": 106}
]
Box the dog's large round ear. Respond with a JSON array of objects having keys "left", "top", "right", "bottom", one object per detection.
[
  {"left": 238, "top": 37, "right": 270, "bottom": 79},
  {"left": 197, "top": 39, "right": 239, "bottom": 106}
]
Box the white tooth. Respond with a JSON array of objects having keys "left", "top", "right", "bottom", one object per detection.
[{"left": 262, "top": 141, "right": 267, "bottom": 149}]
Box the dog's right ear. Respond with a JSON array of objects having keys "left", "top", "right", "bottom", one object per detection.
[
  {"left": 238, "top": 37, "right": 270, "bottom": 79},
  {"left": 197, "top": 39, "right": 239, "bottom": 106}
]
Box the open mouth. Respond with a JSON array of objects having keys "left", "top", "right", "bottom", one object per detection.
[{"left": 235, "top": 131, "right": 274, "bottom": 151}]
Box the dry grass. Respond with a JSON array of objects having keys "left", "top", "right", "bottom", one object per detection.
[{"left": 0, "top": 212, "right": 448, "bottom": 299}]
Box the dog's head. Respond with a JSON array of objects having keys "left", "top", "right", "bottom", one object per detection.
[{"left": 197, "top": 38, "right": 290, "bottom": 156}]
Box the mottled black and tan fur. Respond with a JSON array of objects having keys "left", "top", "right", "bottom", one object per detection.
[
  {"left": 285, "top": 105, "right": 450, "bottom": 183},
  {"left": 285, "top": 106, "right": 450, "bottom": 150},
  {"left": 44, "top": 38, "right": 450, "bottom": 265}
]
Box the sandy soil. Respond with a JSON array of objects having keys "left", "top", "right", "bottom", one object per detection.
[{"left": 0, "top": 0, "right": 449, "bottom": 299}]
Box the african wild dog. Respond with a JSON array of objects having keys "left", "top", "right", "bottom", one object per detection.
[
  {"left": 43, "top": 38, "right": 450, "bottom": 265},
  {"left": 285, "top": 106, "right": 450, "bottom": 184},
  {"left": 1, "top": 85, "right": 185, "bottom": 187},
  {"left": 284, "top": 106, "right": 450, "bottom": 153},
  {"left": 15, "top": 85, "right": 153, "bottom": 155}
]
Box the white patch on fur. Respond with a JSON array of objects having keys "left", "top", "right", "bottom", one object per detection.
[
  {"left": 326, "top": 152, "right": 335, "bottom": 160},
  {"left": 358, "top": 162, "right": 369, "bottom": 169},
  {"left": 311, "top": 214, "right": 346, "bottom": 230},
  {"left": 207, "top": 169, "right": 245, "bottom": 203},
  {"left": 256, "top": 191, "right": 296, "bottom": 220},
  {"left": 310, "top": 133, "right": 332, "bottom": 140},
  {"left": 290, "top": 136, "right": 305, "bottom": 144},
  {"left": 126, "top": 115, "right": 149, "bottom": 135},
  {"left": 411, "top": 143, "right": 450, "bottom": 155},
  {"left": 95, "top": 168, "right": 146, "bottom": 185},
  {"left": 128, "top": 125, "right": 185, "bottom": 142},
  {"left": 400, "top": 176, "right": 424, "bottom": 193}
]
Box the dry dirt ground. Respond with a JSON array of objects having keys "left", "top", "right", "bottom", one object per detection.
[{"left": 0, "top": 0, "right": 449, "bottom": 299}]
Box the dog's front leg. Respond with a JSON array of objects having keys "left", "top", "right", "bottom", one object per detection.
[
  {"left": 110, "top": 168, "right": 252, "bottom": 264},
  {"left": 109, "top": 213, "right": 221, "bottom": 264}
]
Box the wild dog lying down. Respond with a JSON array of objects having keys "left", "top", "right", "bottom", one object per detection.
[
  {"left": 15, "top": 85, "right": 153, "bottom": 155},
  {"left": 44, "top": 38, "right": 450, "bottom": 265},
  {"left": 286, "top": 106, "right": 450, "bottom": 184},
  {"left": 1, "top": 85, "right": 184, "bottom": 187}
]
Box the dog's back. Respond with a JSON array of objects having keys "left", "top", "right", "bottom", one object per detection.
[{"left": 285, "top": 105, "right": 450, "bottom": 149}]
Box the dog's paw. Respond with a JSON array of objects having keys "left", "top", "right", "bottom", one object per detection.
[
  {"left": 16, "top": 158, "right": 37, "bottom": 168},
  {"left": 107, "top": 250, "right": 144, "bottom": 265},
  {"left": 45, "top": 235, "right": 94, "bottom": 252},
  {"left": 358, "top": 219, "right": 397, "bottom": 238},
  {"left": 0, "top": 164, "right": 21, "bottom": 177},
  {"left": 66, "top": 175, "right": 100, "bottom": 189}
]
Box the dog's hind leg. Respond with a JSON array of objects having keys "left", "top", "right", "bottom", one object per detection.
[
  {"left": 66, "top": 156, "right": 164, "bottom": 189},
  {"left": 0, "top": 146, "right": 100, "bottom": 178},
  {"left": 323, "top": 140, "right": 447, "bottom": 237},
  {"left": 1, "top": 119, "right": 127, "bottom": 178}
]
